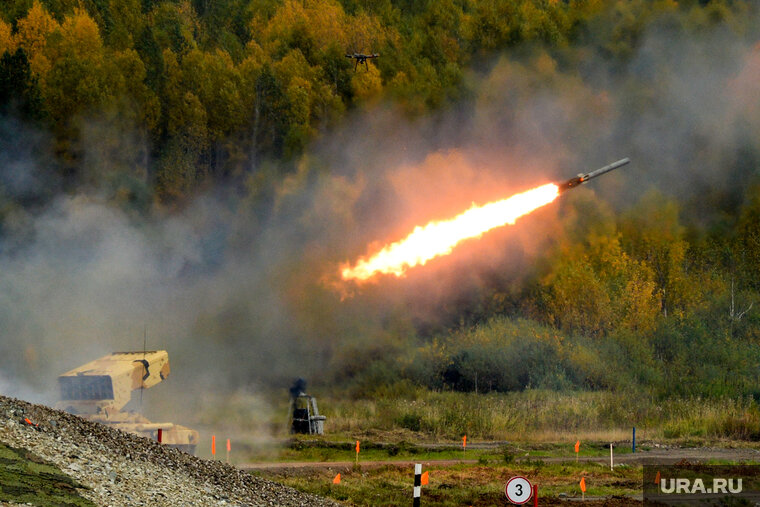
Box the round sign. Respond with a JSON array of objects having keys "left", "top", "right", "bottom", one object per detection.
[{"left": 505, "top": 476, "right": 532, "bottom": 504}]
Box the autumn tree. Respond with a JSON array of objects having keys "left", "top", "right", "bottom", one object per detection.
[
  {"left": 619, "top": 190, "right": 694, "bottom": 319},
  {"left": 14, "top": 0, "right": 60, "bottom": 76},
  {"left": 0, "top": 18, "right": 15, "bottom": 55}
]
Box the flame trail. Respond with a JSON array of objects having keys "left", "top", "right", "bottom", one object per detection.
[{"left": 341, "top": 183, "right": 560, "bottom": 281}]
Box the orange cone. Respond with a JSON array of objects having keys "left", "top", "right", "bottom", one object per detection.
[{"left": 333, "top": 473, "right": 341, "bottom": 484}]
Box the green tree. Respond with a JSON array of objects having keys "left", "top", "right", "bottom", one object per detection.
[
  {"left": 155, "top": 48, "right": 208, "bottom": 200},
  {"left": 107, "top": 0, "right": 143, "bottom": 50},
  {"left": 0, "top": 48, "right": 45, "bottom": 120}
]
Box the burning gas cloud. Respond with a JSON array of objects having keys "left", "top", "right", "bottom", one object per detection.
[{"left": 341, "top": 183, "right": 559, "bottom": 281}]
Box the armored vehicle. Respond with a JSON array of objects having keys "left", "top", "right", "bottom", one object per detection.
[{"left": 57, "top": 351, "right": 199, "bottom": 454}]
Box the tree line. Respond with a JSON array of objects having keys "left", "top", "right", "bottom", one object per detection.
[
  {"left": 2, "top": 0, "right": 746, "bottom": 204},
  {"left": 3, "top": 0, "right": 760, "bottom": 400}
]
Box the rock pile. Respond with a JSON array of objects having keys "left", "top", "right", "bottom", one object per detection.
[{"left": 0, "top": 395, "right": 339, "bottom": 506}]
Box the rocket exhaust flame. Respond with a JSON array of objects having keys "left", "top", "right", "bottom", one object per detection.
[
  {"left": 341, "top": 183, "right": 560, "bottom": 281},
  {"left": 340, "top": 158, "right": 629, "bottom": 282}
]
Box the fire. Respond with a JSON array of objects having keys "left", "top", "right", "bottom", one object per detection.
[{"left": 341, "top": 183, "right": 560, "bottom": 281}]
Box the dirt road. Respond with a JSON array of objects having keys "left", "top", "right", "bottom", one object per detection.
[{"left": 239, "top": 446, "right": 760, "bottom": 472}]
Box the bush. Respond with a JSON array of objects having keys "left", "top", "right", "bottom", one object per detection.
[
  {"left": 501, "top": 445, "right": 515, "bottom": 464},
  {"left": 396, "top": 413, "right": 422, "bottom": 432}
]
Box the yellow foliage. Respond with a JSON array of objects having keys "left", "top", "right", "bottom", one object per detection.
[
  {"left": 0, "top": 19, "right": 15, "bottom": 55},
  {"left": 261, "top": 0, "right": 349, "bottom": 52},
  {"left": 346, "top": 11, "right": 386, "bottom": 54},
  {"left": 286, "top": 76, "right": 312, "bottom": 125},
  {"left": 254, "top": 0, "right": 386, "bottom": 57},
  {"left": 179, "top": 48, "right": 243, "bottom": 140},
  {"left": 351, "top": 62, "right": 382, "bottom": 104},
  {"left": 273, "top": 49, "right": 315, "bottom": 87},
  {"left": 59, "top": 8, "right": 104, "bottom": 60},
  {"left": 242, "top": 40, "right": 266, "bottom": 70},
  {"left": 542, "top": 232, "right": 659, "bottom": 337},
  {"left": 15, "top": 0, "right": 60, "bottom": 75}
]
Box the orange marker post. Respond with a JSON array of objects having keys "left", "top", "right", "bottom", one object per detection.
[
  {"left": 462, "top": 435, "right": 467, "bottom": 457},
  {"left": 226, "top": 438, "right": 231, "bottom": 464},
  {"left": 421, "top": 471, "right": 429, "bottom": 485},
  {"left": 333, "top": 473, "right": 341, "bottom": 484},
  {"left": 655, "top": 471, "right": 661, "bottom": 485},
  {"left": 355, "top": 440, "right": 360, "bottom": 465},
  {"left": 575, "top": 440, "right": 580, "bottom": 462},
  {"left": 580, "top": 477, "right": 586, "bottom": 501},
  {"left": 212, "top": 435, "right": 216, "bottom": 459}
]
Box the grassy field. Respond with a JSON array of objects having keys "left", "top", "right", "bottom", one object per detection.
[
  {"left": 183, "top": 387, "right": 760, "bottom": 504},
  {"left": 157, "top": 386, "right": 760, "bottom": 505},
  {"left": 252, "top": 452, "right": 641, "bottom": 506},
  {"left": 245, "top": 439, "right": 759, "bottom": 506},
  {"left": 189, "top": 387, "right": 760, "bottom": 458}
]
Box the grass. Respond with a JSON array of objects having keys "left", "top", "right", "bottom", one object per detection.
[
  {"left": 187, "top": 387, "right": 760, "bottom": 462},
  {"left": 317, "top": 388, "right": 760, "bottom": 442},
  {"left": 0, "top": 441, "right": 95, "bottom": 506},
  {"left": 254, "top": 455, "right": 643, "bottom": 506},
  {"left": 186, "top": 388, "right": 760, "bottom": 505},
  {"left": 229, "top": 437, "right": 489, "bottom": 463}
]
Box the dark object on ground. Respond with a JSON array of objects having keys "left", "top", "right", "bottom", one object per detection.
[{"left": 288, "top": 379, "right": 326, "bottom": 435}]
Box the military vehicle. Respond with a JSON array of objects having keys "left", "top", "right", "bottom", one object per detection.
[{"left": 57, "top": 351, "right": 199, "bottom": 454}]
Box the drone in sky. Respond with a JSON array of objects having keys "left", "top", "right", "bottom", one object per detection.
[{"left": 346, "top": 53, "right": 379, "bottom": 71}]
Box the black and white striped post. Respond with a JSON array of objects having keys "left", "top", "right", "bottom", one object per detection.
[{"left": 413, "top": 463, "right": 422, "bottom": 506}]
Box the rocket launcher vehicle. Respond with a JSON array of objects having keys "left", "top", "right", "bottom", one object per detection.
[
  {"left": 557, "top": 158, "right": 630, "bottom": 193},
  {"left": 57, "top": 351, "right": 199, "bottom": 454}
]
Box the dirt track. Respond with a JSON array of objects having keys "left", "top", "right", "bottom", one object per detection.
[
  {"left": 239, "top": 446, "right": 760, "bottom": 471},
  {"left": 535, "top": 446, "right": 760, "bottom": 465}
]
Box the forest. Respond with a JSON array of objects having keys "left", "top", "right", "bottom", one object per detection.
[{"left": 2, "top": 0, "right": 760, "bottom": 412}]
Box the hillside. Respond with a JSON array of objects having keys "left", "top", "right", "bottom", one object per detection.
[{"left": 0, "top": 395, "right": 338, "bottom": 506}]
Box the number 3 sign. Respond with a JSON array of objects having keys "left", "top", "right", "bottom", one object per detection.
[{"left": 505, "top": 476, "right": 533, "bottom": 504}]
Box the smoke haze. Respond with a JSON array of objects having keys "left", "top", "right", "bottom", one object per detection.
[{"left": 1, "top": 8, "right": 759, "bottom": 425}]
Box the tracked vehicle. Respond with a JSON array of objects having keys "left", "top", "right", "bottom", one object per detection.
[{"left": 57, "top": 351, "right": 199, "bottom": 454}]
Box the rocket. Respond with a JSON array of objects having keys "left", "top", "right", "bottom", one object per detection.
[{"left": 557, "top": 158, "right": 630, "bottom": 193}]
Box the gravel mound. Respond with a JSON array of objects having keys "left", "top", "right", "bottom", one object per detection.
[{"left": 0, "top": 395, "right": 340, "bottom": 506}]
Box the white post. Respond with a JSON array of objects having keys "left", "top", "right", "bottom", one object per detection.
[
  {"left": 413, "top": 463, "right": 421, "bottom": 507},
  {"left": 609, "top": 443, "right": 613, "bottom": 470}
]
